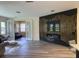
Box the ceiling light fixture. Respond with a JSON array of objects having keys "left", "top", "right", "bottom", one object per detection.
[
  {"left": 25, "top": 1, "right": 34, "bottom": 3},
  {"left": 16, "top": 11, "right": 21, "bottom": 13},
  {"left": 51, "top": 10, "right": 55, "bottom": 12}
]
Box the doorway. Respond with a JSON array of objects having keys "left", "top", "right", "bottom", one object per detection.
[
  {"left": 15, "top": 21, "right": 26, "bottom": 37},
  {"left": 14, "top": 21, "right": 32, "bottom": 40}
]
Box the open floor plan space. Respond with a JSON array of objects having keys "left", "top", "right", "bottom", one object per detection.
[
  {"left": 3, "top": 37, "right": 76, "bottom": 58},
  {"left": 0, "top": 1, "right": 79, "bottom": 58}
]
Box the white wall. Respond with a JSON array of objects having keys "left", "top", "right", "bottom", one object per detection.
[
  {"left": 32, "top": 17, "right": 39, "bottom": 41},
  {"left": 77, "top": 8, "right": 79, "bottom": 45},
  {"left": 14, "top": 17, "right": 39, "bottom": 41}
]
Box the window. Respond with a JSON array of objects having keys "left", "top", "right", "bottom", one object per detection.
[
  {"left": 0, "top": 22, "right": 6, "bottom": 34},
  {"left": 47, "top": 21, "right": 60, "bottom": 32},
  {"left": 55, "top": 24, "right": 59, "bottom": 32},
  {"left": 50, "top": 24, "right": 54, "bottom": 31},
  {"left": 15, "top": 22, "right": 26, "bottom": 32},
  {"left": 20, "top": 23, "right": 26, "bottom": 32}
]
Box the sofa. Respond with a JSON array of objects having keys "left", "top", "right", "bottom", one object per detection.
[
  {"left": 15, "top": 32, "right": 22, "bottom": 40},
  {"left": 0, "top": 35, "right": 8, "bottom": 57}
]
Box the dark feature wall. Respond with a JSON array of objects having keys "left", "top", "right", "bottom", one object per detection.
[{"left": 39, "top": 8, "right": 77, "bottom": 44}]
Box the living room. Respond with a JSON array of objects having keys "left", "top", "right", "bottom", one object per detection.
[{"left": 0, "top": 1, "right": 79, "bottom": 58}]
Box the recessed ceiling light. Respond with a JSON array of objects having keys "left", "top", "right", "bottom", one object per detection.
[
  {"left": 51, "top": 10, "right": 55, "bottom": 12},
  {"left": 16, "top": 11, "right": 21, "bottom": 13}
]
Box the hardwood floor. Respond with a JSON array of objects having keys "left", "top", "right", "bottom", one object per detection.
[{"left": 2, "top": 37, "right": 76, "bottom": 58}]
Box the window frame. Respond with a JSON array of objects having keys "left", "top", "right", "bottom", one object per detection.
[
  {"left": 0, "top": 21, "right": 7, "bottom": 35},
  {"left": 47, "top": 20, "right": 60, "bottom": 32}
]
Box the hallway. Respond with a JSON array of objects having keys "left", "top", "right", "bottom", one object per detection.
[{"left": 3, "top": 37, "right": 76, "bottom": 58}]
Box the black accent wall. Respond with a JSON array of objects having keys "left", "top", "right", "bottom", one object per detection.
[{"left": 39, "top": 8, "right": 77, "bottom": 45}]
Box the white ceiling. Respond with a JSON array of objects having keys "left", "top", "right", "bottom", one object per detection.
[{"left": 0, "top": 1, "right": 78, "bottom": 18}]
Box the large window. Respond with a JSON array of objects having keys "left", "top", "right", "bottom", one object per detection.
[
  {"left": 47, "top": 21, "right": 60, "bottom": 32},
  {"left": 49, "top": 24, "right": 54, "bottom": 32},
  {"left": 15, "top": 22, "right": 26, "bottom": 32},
  {"left": 20, "top": 23, "right": 26, "bottom": 32},
  {"left": 55, "top": 23, "right": 60, "bottom": 32},
  {"left": 0, "top": 22, "right": 6, "bottom": 35}
]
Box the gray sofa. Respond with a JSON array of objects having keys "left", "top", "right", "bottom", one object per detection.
[{"left": 0, "top": 35, "right": 9, "bottom": 57}]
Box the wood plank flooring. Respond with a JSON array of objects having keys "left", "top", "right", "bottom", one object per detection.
[{"left": 2, "top": 37, "right": 76, "bottom": 58}]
